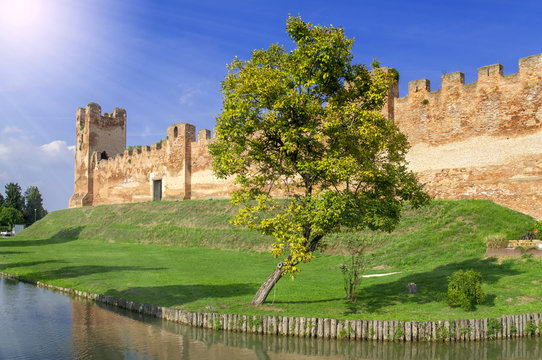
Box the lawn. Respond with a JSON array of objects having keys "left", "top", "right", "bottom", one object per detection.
[{"left": 1, "top": 199, "right": 540, "bottom": 321}]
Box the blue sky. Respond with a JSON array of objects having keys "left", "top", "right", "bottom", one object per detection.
[{"left": 0, "top": 0, "right": 540, "bottom": 211}]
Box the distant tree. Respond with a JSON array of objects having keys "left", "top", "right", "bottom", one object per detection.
[
  {"left": 24, "top": 186, "right": 47, "bottom": 225},
  {"left": 4, "top": 183, "right": 24, "bottom": 212},
  {"left": 210, "top": 16, "right": 429, "bottom": 305},
  {"left": 0, "top": 192, "right": 4, "bottom": 208},
  {"left": 0, "top": 207, "right": 24, "bottom": 230}
]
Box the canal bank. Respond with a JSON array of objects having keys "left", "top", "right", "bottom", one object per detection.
[
  {"left": 2, "top": 271, "right": 540, "bottom": 343},
  {"left": 3, "top": 276, "right": 542, "bottom": 360}
]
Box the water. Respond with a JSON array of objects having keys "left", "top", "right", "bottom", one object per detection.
[{"left": 1, "top": 277, "right": 541, "bottom": 359}]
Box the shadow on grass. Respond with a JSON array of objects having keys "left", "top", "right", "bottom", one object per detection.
[
  {"left": 273, "top": 297, "right": 344, "bottom": 305},
  {"left": 23, "top": 265, "right": 166, "bottom": 282},
  {"left": 0, "top": 227, "right": 84, "bottom": 247},
  {"left": 108, "top": 283, "right": 259, "bottom": 307},
  {"left": 0, "top": 259, "right": 67, "bottom": 271},
  {"left": 355, "top": 257, "right": 521, "bottom": 314}
]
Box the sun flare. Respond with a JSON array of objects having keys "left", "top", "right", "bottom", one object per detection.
[{"left": 0, "top": 0, "right": 48, "bottom": 36}]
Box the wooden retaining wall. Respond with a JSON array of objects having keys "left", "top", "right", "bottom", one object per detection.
[{"left": 2, "top": 272, "right": 540, "bottom": 342}]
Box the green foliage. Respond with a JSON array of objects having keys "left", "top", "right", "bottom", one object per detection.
[
  {"left": 339, "top": 237, "right": 373, "bottom": 303},
  {"left": 371, "top": 57, "right": 382, "bottom": 68},
  {"left": 0, "top": 207, "right": 24, "bottom": 228},
  {"left": 209, "top": 14, "right": 428, "bottom": 288},
  {"left": 484, "top": 233, "right": 508, "bottom": 248},
  {"left": 210, "top": 319, "right": 222, "bottom": 331},
  {"left": 422, "top": 99, "right": 429, "bottom": 105},
  {"left": 525, "top": 320, "right": 537, "bottom": 335},
  {"left": 248, "top": 316, "right": 262, "bottom": 329},
  {"left": 447, "top": 270, "right": 485, "bottom": 311},
  {"left": 486, "top": 318, "right": 502, "bottom": 339},
  {"left": 126, "top": 145, "right": 143, "bottom": 152},
  {"left": 24, "top": 186, "right": 47, "bottom": 225},
  {"left": 0, "top": 192, "right": 4, "bottom": 208},
  {"left": 5, "top": 183, "right": 24, "bottom": 212},
  {"left": 388, "top": 68, "right": 400, "bottom": 81},
  {"left": 394, "top": 326, "right": 403, "bottom": 340},
  {"left": 534, "top": 221, "right": 542, "bottom": 239},
  {"left": 510, "top": 324, "right": 517, "bottom": 334},
  {"left": 437, "top": 323, "right": 453, "bottom": 339}
]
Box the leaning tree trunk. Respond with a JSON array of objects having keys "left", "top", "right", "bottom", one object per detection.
[{"left": 251, "top": 261, "right": 285, "bottom": 305}]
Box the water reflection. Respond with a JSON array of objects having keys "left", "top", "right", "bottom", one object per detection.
[{"left": 1, "top": 277, "right": 541, "bottom": 359}]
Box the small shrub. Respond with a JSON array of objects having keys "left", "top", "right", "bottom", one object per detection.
[
  {"left": 484, "top": 233, "right": 508, "bottom": 248},
  {"left": 447, "top": 269, "right": 485, "bottom": 311},
  {"left": 486, "top": 318, "right": 502, "bottom": 339},
  {"left": 422, "top": 99, "right": 429, "bottom": 105},
  {"left": 210, "top": 319, "right": 222, "bottom": 331},
  {"left": 394, "top": 326, "right": 404, "bottom": 340},
  {"left": 339, "top": 238, "right": 372, "bottom": 303},
  {"left": 510, "top": 324, "right": 517, "bottom": 334},
  {"left": 525, "top": 320, "right": 537, "bottom": 335}
]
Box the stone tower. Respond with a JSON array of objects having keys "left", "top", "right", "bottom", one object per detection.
[{"left": 69, "top": 103, "right": 126, "bottom": 208}]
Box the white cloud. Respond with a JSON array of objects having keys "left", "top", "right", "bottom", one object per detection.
[
  {"left": 40, "top": 140, "right": 75, "bottom": 157},
  {"left": 179, "top": 87, "right": 203, "bottom": 106},
  {"left": 0, "top": 135, "right": 75, "bottom": 211},
  {"left": 2, "top": 125, "right": 25, "bottom": 135},
  {"left": 178, "top": 82, "right": 206, "bottom": 106}
]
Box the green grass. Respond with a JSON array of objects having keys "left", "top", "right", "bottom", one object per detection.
[{"left": 0, "top": 199, "right": 539, "bottom": 321}]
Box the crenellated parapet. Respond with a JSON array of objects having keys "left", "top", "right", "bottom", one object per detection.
[
  {"left": 71, "top": 110, "right": 221, "bottom": 207},
  {"left": 70, "top": 53, "right": 542, "bottom": 220},
  {"left": 70, "top": 103, "right": 127, "bottom": 208},
  {"left": 393, "top": 53, "right": 542, "bottom": 146}
]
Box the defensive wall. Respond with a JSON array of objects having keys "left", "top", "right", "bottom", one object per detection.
[
  {"left": 70, "top": 53, "right": 542, "bottom": 219},
  {"left": 69, "top": 103, "right": 234, "bottom": 208},
  {"left": 392, "top": 53, "right": 542, "bottom": 220}
]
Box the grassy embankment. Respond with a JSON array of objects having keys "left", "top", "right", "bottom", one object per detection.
[{"left": 0, "top": 199, "right": 539, "bottom": 321}]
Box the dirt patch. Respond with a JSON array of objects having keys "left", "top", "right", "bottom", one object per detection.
[
  {"left": 371, "top": 264, "right": 392, "bottom": 270},
  {"left": 517, "top": 296, "right": 537, "bottom": 305},
  {"left": 248, "top": 304, "right": 283, "bottom": 312}
]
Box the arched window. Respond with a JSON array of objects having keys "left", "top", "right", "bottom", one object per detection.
[
  {"left": 100, "top": 151, "right": 109, "bottom": 160},
  {"left": 174, "top": 126, "right": 178, "bottom": 138}
]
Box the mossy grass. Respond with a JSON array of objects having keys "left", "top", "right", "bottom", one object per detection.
[{"left": 1, "top": 199, "right": 539, "bottom": 321}]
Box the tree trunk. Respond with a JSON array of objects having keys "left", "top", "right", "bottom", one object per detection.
[
  {"left": 251, "top": 235, "right": 323, "bottom": 306},
  {"left": 251, "top": 261, "right": 285, "bottom": 305}
]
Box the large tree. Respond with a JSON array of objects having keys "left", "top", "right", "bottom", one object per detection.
[
  {"left": 24, "top": 186, "right": 47, "bottom": 225},
  {"left": 209, "top": 16, "right": 428, "bottom": 305},
  {"left": 0, "top": 207, "right": 24, "bottom": 230},
  {"left": 4, "top": 183, "right": 24, "bottom": 212}
]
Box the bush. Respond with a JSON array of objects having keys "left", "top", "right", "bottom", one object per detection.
[
  {"left": 484, "top": 233, "right": 508, "bottom": 248},
  {"left": 534, "top": 221, "right": 542, "bottom": 239},
  {"left": 447, "top": 269, "right": 485, "bottom": 311}
]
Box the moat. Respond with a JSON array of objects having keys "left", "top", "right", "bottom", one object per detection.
[{"left": 1, "top": 277, "right": 541, "bottom": 359}]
